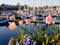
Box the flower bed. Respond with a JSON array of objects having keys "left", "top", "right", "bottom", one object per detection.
[{"left": 8, "top": 15, "right": 60, "bottom": 45}]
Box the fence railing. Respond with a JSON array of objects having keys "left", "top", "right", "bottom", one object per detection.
[{"left": 9, "top": 20, "right": 60, "bottom": 24}]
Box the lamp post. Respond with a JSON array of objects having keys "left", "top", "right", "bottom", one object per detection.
[{"left": 17, "top": 3, "right": 21, "bottom": 10}]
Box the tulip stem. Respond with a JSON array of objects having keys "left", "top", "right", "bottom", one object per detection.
[
  {"left": 15, "top": 29, "right": 21, "bottom": 42},
  {"left": 19, "top": 25, "right": 32, "bottom": 35},
  {"left": 16, "top": 29, "right": 19, "bottom": 36}
]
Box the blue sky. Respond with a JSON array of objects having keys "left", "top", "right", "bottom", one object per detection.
[{"left": 0, "top": 0, "right": 60, "bottom": 6}]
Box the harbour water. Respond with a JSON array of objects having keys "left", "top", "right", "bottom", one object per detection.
[{"left": 0, "top": 23, "right": 60, "bottom": 45}]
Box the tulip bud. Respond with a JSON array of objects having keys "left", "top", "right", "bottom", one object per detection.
[
  {"left": 46, "top": 15, "right": 54, "bottom": 25},
  {"left": 44, "top": 34, "right": 47, "bottom": 38},
  {"left": 54, "top": 34, "right": 58, "bottom": 40},
  {"left": 9, "top": 22, "right": 16, "bottom": 30},
  {"left": 52, "top": 20, "right": 55, "bottom": 24},
  {"left": 56, "top": 41, "right": 60, "bottom": 45}
]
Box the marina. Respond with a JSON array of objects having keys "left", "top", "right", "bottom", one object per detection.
[{"left": 0, "top": 0, "right": 60, "bottom": 45}]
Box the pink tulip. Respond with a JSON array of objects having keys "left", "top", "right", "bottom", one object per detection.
[
  {"left": 25, "top": 19, "right": 31, "bottom": 25},
  {"left": 9, "top": 22, "right": 16, "bottom": 30},
  {"left": 18, "top": 20, "right": 23, "bottom": 25},
  {"left": 46, "top": 15, "right": 54, "bottom": 24}
]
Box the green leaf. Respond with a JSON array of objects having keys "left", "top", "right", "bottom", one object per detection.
[
  {"left": 35, "top": 21, "right": 40, "bottom": 33},
  {"left": 20, "top": 29, "right": 24, "bottom": 44}
]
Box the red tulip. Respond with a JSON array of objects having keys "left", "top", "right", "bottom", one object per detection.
[
  {"left": 46, "top": 15, "right": 54, "bottom": 24},
  {"left": 9, "top": 22, "right": 16, "bottom": 30}
]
